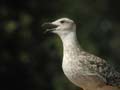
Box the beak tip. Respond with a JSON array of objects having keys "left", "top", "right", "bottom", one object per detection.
[{"left": 41, "top": 23, "right": 48, "bottom": 29}]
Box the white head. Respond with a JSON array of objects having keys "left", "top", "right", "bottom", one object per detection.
[{"left": 42, "top": 18, "right": 76, "bottom": 38}]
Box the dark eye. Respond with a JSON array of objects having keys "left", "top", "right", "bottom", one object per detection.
[{"left": 60, "top": 20, "right": 65, "bottom": 24}]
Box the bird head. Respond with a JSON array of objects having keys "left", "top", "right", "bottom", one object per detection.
[{"left": 42, "top": 18, "right": 76, "bottom": 37}]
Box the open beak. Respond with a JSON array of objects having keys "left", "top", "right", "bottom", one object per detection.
[{"left": 41, "top": 22, "right": 58, "bottom": 32}]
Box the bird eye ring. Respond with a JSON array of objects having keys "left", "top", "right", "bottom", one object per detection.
[{"left": 60, "top": 20, "right": 65, "bottom": 24}]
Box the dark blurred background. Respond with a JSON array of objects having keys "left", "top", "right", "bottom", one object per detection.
[{"left": 0, "top": 0, "right": 120, "bottom": 90}]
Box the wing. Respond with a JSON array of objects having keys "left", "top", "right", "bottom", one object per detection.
[{"left": 80, "top": 51, "right": 120, "bottom": 86}]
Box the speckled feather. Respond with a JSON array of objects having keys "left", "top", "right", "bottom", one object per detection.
[
  {"left": 62, "top": 31, "right": 120, "bottom": 89},
  {"left": 44, "top": 18, "right": 120, "bottom": 90}
]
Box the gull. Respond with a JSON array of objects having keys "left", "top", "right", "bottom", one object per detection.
[{"left": 42, "top": 18, "right": 120, "bottom": 90}]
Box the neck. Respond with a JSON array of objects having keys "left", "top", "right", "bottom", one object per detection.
[{"left": 59, "top": 31, "right": 82, "bottom": 52}]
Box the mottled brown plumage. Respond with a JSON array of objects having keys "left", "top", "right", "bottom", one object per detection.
[{"left": 42, "top": 18, "right": 120, "bottom": 90}]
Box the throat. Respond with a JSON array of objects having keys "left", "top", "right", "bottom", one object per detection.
[{"left": 60, "top": 32, "right": 81, "bottom": 51}]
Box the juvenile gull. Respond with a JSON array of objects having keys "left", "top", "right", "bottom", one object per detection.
[{"left": 42, "top": 18, "right": 120, "bottom": 90}]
